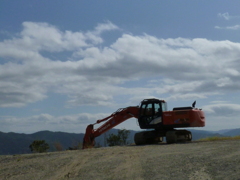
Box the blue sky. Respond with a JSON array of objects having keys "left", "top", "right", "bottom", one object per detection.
[{"left": 1, "top": 1, "right": 240, "bottom": 133}]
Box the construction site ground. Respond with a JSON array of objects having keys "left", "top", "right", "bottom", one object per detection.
[{"left": 0, "top": 139, "right": 240, "bottom": 180}]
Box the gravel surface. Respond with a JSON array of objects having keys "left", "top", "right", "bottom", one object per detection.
[{"left": 0, "top": 140, "right": 240, "bottom": 180}]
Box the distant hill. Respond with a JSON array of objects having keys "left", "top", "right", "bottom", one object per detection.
[
  {"left": 221, "top": 128, "right": 240, "bottom": 136},
  {"left": 0, "top": 131, "right": 84, "bottom": 155},
  {"left": 1, "top": 128, "right": 240, "bottom": 155},
  {"left": 0, "top": 132, "right": 33, "bottom": 155}
]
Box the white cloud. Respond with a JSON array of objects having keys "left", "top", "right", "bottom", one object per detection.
[
  {"left": 167, "top": 93, "right": 208, "bottom": 101},
  {"left": 226, "top": 25, "right": 240, "bottom": 30},
  {"left": 202, "top": 103, "right": 240, "bottom": 130},
  {"left": 217, "top": 12, "right": 240, "bottom": 20},
  {"left": 216, "top": 12, "right": 240, "bottom": 30},
  {"left": 215, "top": 25, "right": 240, "bottom": 30},
  {"left": 1, "top": 21, "right": 240, "bottom": 110},
  {"left": 0, "top": 21, "right": 119, "bottom": 62},
  {"left": 203, "top": 103, "right": 240, "bottom": 115},
  {"left": 94, "top": 21, "right": 119, "bottom": 35},
  {"left": 0, "top": 113, "right": 110, "bottom": 133},
  {"left": 218, "top": 12, "right": 231, "bottom": 20}
]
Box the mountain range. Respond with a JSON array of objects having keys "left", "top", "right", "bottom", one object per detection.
[{"left": 0, "top": 128, "right": 240, "bottom": 155}]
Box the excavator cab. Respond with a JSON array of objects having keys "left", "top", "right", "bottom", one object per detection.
[{"left": 138, "top": 99, "right": 167, "bottom": 129}]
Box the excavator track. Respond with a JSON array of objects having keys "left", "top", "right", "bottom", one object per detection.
[
  {"left": 134, "top": 132, "right": 147, "bottom": 145},
  {"left": 135, "top": 129, "right": 192, "bottom": 145},
  {"left": 166, "top": 131, "right": 177, "bottom": 144},
  {"left": 166, "top": 130, "right": 192, "bottom": 144},
  {"left": 134, "top": 131, "right": 163, "bottom": 145}
]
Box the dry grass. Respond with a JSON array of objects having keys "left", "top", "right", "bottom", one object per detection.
[{"left": 199, "top": 136, "right": 240, "bottom": 141}]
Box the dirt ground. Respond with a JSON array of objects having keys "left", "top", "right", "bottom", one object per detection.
[{"left": 0, "top": 140, "right": 240, "bottom": 180}]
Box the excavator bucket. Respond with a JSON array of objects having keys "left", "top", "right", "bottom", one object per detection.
[{"left": 82, "top": 124, "right": 95, "bottom": 149}]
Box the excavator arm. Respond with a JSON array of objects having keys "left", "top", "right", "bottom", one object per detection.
[{"left": 82, "top": 106, "right": 139, "bottom": 149}]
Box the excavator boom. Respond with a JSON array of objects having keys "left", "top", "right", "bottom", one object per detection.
[{"left": 82, "top": 106, "right": 139, "bottom": 149}]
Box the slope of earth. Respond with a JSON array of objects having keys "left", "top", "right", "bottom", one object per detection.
[{"left": 0, "top": 140, "right": 240, "bottom": 180}]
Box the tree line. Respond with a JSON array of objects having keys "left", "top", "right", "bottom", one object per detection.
[{"left": 29, "top": 129, "right": 130, "bottom": 153}]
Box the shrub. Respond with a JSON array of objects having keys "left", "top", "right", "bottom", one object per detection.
[
  {"left": 29, "top": 140, "right": 50, "bottom": 153},
  {"left": 54, "top": 142, "right": 63, "bottom": 151},
  {"left": 68, "top": 142, "right": 82, "bottom": 150},
  {"left": 106, "top": 129, "right": 130, "bottom": 146}
]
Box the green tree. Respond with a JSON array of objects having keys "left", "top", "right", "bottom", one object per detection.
[
  {"left": 29, "top": 140, "right": 49, "bottom": 153},
  {"left": 106, "top": 133, "right": 121, "bottom": 146},
  {"left": 106, "top": 129, "right": 130, "bottom": 146},
  {"left": 118, "top": 129, "right": 130, "bottom": 145}
]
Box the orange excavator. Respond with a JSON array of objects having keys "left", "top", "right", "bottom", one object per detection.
[{"left": 82, "top": 98, "right": 205, "bottom": 149}]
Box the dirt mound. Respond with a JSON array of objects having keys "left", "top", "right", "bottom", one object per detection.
[{"left": 1, "top": 140, "right": 240, "bottom": 180}]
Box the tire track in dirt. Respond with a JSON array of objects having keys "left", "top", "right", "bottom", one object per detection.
[
  {"left": 111, "top": 146, "right": 144, "bottom": 180},
  {"left": 48, "top": 150, "right": 93, "bottom": 179}
]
